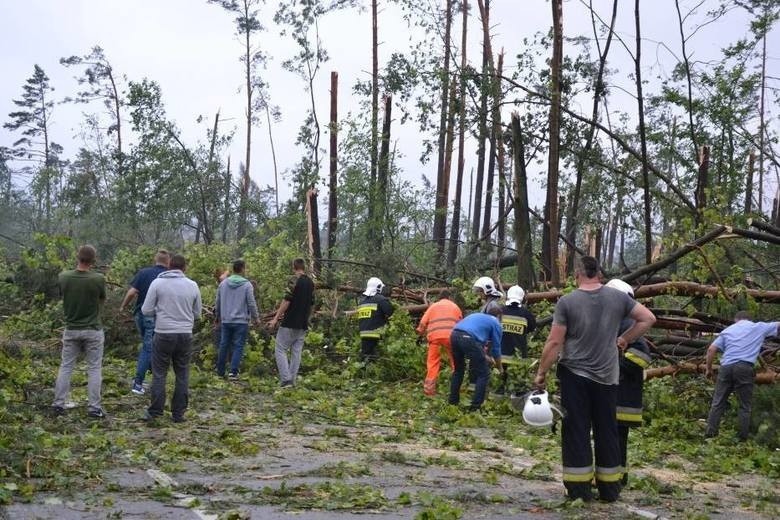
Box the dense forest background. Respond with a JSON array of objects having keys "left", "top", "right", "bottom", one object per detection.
[{"left": 0, "top": 0, "right": 778, "bottom": 290}]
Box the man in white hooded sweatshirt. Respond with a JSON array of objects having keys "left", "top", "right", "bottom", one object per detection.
[{"left": 142, "top": 254, "right": 202, "bottom": 423}]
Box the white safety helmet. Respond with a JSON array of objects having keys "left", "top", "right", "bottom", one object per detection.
[
  {"left": 473, "top": 276, "right": 502, "bottom": 297},
  {"left": 506, "top": 285, "right": 526, "bottom": 305},
  {"left": 363, "top": 277, "right": 385, "bottom": 296},
  {"left": 522, "top": 390, "right": 563, "bottom": 427},
  {"left": 605, "top": 278, "right": 634, "bottom": 297}
]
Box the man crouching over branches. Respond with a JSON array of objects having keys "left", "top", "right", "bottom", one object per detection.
[{"left": 534, "top": 256, "right": 655, "bottom": 503}]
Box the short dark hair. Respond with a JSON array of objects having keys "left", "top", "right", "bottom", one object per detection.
[
  {"left": 233, "top": 259, "right": 245, "bottom": 273},
  {"left": 170, "top": 254, "right": 186, "bottom": 270},
  {"left": 293, "top": 258, "right": 305, "bottom": 271},
  {"left": 155, "top": 249, "right": 170, "bottom": 265},
  {"left": 577, "top": 256, "right": 600, "bottom": 278},
  {"left": 734, "top": 310, "right": 752, "bottom": 321},
  {"left": 77, "top": 245, "right": 97, "bottom": 265},
  {"left": 439, "top": 289, "right": 451, "bottom": 299}
]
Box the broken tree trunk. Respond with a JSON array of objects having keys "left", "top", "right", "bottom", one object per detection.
[
  {"left": 620, "top": 226, "right": 727, "bottom": 283},
  {"left": 645, "top": 363, "right": 779, "bottom": 384},
  {"left": 748, "top": 217, "right": 780, "bottom": 237},
  {"left": 327, "top": 71, "right": 338, "bottom": 261},
  {"left": 306, "top": 187, "right": 322, "bottom": 276}
]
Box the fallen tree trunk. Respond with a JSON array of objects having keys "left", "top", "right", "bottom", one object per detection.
[
  {"left": 728, "top": 226, "right": 780, "bottom": 246},
  {"left": 748, "top": 217, "right": 780, "bottom": 237},
  {"left": 634, "top": 281, "right": 780, "bottom": 302},
  {"left": 621, "top": 226, "right": 727, "bottom": 283},
  {"left": 645, "top": 363, "right": 779, "bottom": 384}
]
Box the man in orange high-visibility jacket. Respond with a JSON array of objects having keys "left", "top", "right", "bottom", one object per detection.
[{"left": 416, "top": 290, "right": 463, "bottom": 396}]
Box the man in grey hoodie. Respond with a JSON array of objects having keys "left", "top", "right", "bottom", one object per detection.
[
  {"left": 141, "top": 254, "right": 202, "bottom": 423},
  {"left": 215, "top": 259, "right": 260, "bottom": 379}
]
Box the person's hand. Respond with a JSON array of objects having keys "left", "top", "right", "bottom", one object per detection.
[
  {"left": 533, "top": 372, "right": 546, "bottom": 390},
  {"left": 486, "top": 355, "right": 496, "bottom": 367},
  {"left": 705, "top": 368, "right": 714, "bottom": 380},
  {"left": 616, "top": 336, "right": 628, "bottom": 351},
  {"left": 269, "top": 318, "right": 278, "bottom": 330}
]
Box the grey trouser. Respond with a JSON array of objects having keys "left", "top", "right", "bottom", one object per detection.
[
  {"left": 274, "top": 327, "right": 307, "bottom": 383},
  {"left": 148, "top": 332, "right": 192, "bottom": 420},
  {"left": 706, "top": 361, "right": 755, "bottom": 440},
  {"left": 53, "top": 329, "right": 104, "bottom": 412}
]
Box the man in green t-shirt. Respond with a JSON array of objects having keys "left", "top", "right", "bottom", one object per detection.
[{"left": 52, "top": 245, "right": 107, "bottom": 418}]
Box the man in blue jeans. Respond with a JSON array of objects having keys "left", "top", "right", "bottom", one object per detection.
[
  {"left": 215, "top": 259, "right": 260, "bottom": 379},
  {"left": 705, "top": 311, "right": 779, "bottom": 441},
  {"left": 141, "top": 254, "right": 201, "bottom": 423},
  {"left": 120, "top": 249, "right": 169, "bottom": 395},
  {"left": 448, "top": 306, "right": 503, "bottom": 411}
]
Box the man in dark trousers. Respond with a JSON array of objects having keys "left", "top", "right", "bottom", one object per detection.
[
  {"left": 357, "top": 277, "right": 393, "bottom": 362},
  {"left": 270, "top": 258, "right": 315, "bottom": 387},
  {"left": 605, "top": 278, "right": 652, "bottom": 486},
  {"left": 119, "top": 249, "right": 170, "bottom": 395},
  {"left": 215, "top": 259, "right": 260, "bottom": 379},
  {"left": 52, "top": 245, "right": 107, "bottom": 418},
  {"left": 535, "top": 256, "right": 655, "bottom": 502},
  {"left": 705, "top": 311, "right": 779, "bottom": 441},
  {"left": 141, "top": 254, "right": 201, "bottom": 423},
  {"left": 498, "top": 285, "right": 536, "bottom": 395},
  {"left": 448, "top": 306, "right": 503, "bottom": 411}
]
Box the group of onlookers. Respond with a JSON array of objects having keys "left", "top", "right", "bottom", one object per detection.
[{"left": 49, "top": 246, "right": 778, "bottom": 504}]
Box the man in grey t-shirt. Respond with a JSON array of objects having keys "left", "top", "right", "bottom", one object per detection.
[{"left": 534, "top": 256, "right": 655, "bottom": 502}]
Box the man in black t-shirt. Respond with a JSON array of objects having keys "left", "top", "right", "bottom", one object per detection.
[{"left": 270, "top": 258, "right": 315, "bottom": 387}]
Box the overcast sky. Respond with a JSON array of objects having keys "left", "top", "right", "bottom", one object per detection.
[{"left": 1, "top": 0, "right": 777, "bottom": 214}]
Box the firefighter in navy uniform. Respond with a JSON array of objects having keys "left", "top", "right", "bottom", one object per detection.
[
  {"left": 357, "top": 277, "right": 394, "bottom": 362},
  {"left": 606, "top": 279, "right": 651, "bottom": 486},
  {"left": 498, "top": 285, "right": 536, "bottom": 395}
]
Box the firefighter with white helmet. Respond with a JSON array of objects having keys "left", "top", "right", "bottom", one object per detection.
[
  {"left": 605, "top": 278, "right": 652, "bottom": 486},
  {"left": 473, "top": 276, "right": 503, "bottom": 314},
  {"left": 356, "top": 277, "right": 394, "bottom": 362},
  {"left": 497, "top": 285, "right": 536, "bottom": 395}
]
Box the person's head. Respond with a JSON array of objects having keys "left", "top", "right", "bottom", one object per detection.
[
  {"left": 232, "top": 259, "right": 245, "bottom": 274},
  {"left": 473, "top": 276, "right": 502, "bottom": 299},
  {"left": 439, "top": 289, "right": 452, "bottom": 300},
  {"left": 506, "top": 285, "right": 525, "bottom": 306},
  {"left": 169, "top": 254, "right": 186, "bottom": 271},
  {"left": 155, "top": 249, "right": 170, "bottom": 267},
  {"left": 364, "top": 277, "right": 384, "bottom": 296},
  {"left": 575, "top": 256, "right": 600, "bottom": 283},
  {"left": 77, "top": 245, "right": 97, "bottom": 267},
  {"left": 734, "top": 310, "right": 752, "bottom": 322},
  {"left": 486, "top": 305, "right": 503, "bottom": 318},
  {"left": 292, "top": 258, "right": 305, "bottom": 272}
]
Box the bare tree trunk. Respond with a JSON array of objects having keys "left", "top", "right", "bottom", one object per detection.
[
  {"left": 222, "top": 157, "right": 231, "bottom": 242},
  {"left": 544, "top": 0, "right": 563, "bottom": 285},
  {"left": 695, "top": 145, "right": 710, "bottom": 216},
  {"left": 328, "top": 71, "right": 338, "bottom": 260},
  {"left": 447, "top": 0, "right": 469, "bottom": 269},
  {"left": 107, "top": 68, "right": 123, "bottom": 177},
  {"left": 565, "top": 0, "right": 618, "bottom": 274},
  {"left": 746, "top": 150, "right": 756, "bottom": 213},
  {"left": 759, "top": 27, "right": 767, "bottom": 215},
  {"left": 511, "top": 113, "right": 535, "bottom": 288},
  {"left": 674, "top": 0, "right": 698, "bottom": 161},
  {"left": 377, "top": 95, "right": 393, "bottom": 251},
  {"left": 471, "top": 0, "right": 490, "bottom": 243},
  {"left": 264, "top": 100, "right": 280, "bottom": 216},
  {"left": 634, "top": 0, "right": 652, "bottom": 264},
  {"left": 237, "top": 0, "right": 253, "bottom": 241},
  {"left": 368, "top": 0, "right": 379, "bottom": 237},
  {"left": 496, "top": 52, "right": 506, "bottom": 257},
  {"left": 433, "top": 0, "right": 453, "bottom": 259},
  {"left": 307, "top": 188, "right": 322, "bottom": 276}
]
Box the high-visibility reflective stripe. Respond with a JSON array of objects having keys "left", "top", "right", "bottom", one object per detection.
[
  {"left": 429, "top": 317, "right": 457, "bottom": 325},
  {"left": 595, "top": 466, "right": 624, "bottom": 482},
  {"left": 357, "top": 303, "right": 378, "bottom": 320},
  {"left": 428, "top": 325, "right": 455, "bottom": 333},
  {"left": 562, "top": 466, "right": 594, "bottom": 483},
  {"left": 625, "top": 348, "right": 651, "bottom": 368},
  {"left": 616, "top": 411, "right": 643, "bottom": 424},
  {"left": 360, "top": 327, "right": 384, "bottom": 339},
  {"left": 502, "top": 315, "right": 528, "bottom": 335}
]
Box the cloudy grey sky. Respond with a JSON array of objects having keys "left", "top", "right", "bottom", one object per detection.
[{"left": 1, "top": 1, "right": 777, "bottom": 213}]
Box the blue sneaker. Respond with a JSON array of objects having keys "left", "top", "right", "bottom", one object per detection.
[{"left": 131, "top": 381, "right": 145, "bottom": 395}]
